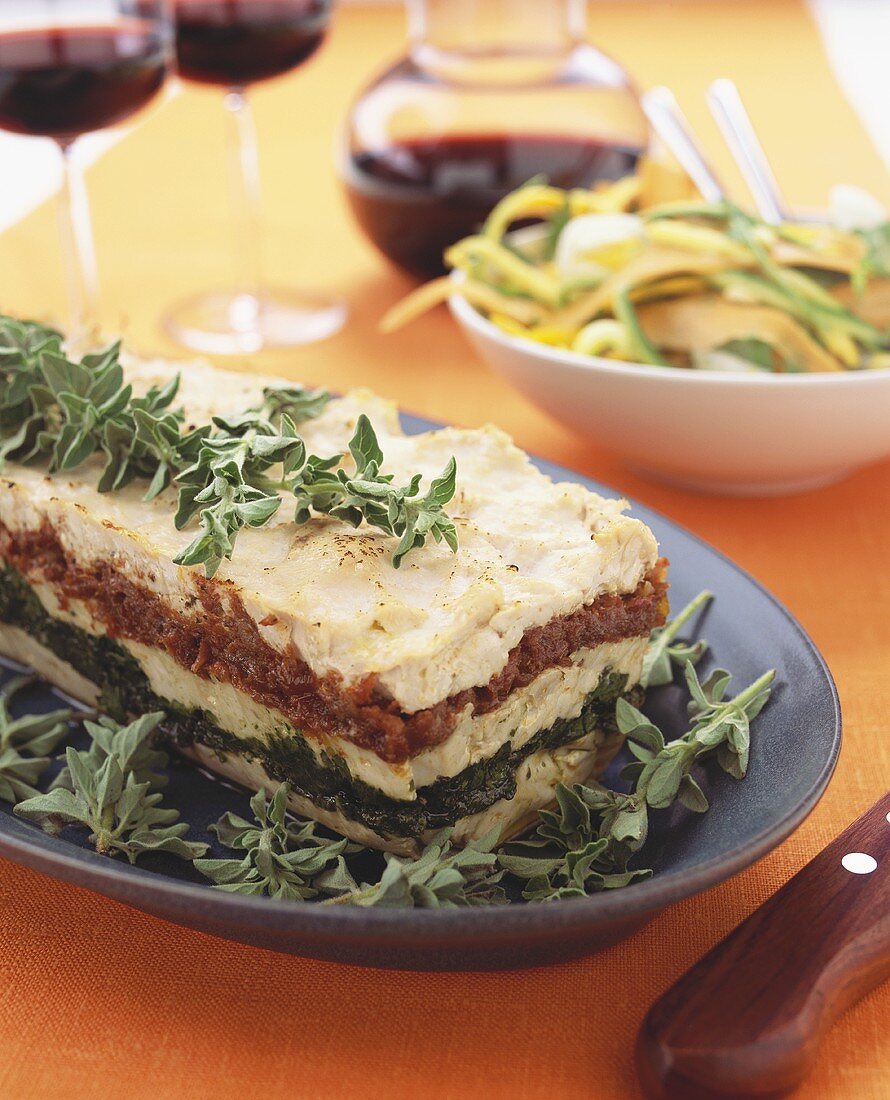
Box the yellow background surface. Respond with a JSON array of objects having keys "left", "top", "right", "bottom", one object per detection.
[{"left": 1, "top": 3, "right": 889, "bottom": 1097}]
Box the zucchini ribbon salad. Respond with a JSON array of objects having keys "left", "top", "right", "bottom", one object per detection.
[{"left": 384, "top": 163, "right": 890, "bottom": 373}]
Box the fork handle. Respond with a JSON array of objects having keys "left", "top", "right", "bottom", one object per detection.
[
  {"left": 707, "top": 79, "right": 787, "bottom": 225},
  {"left": 641, "top": 87, "right": 726, "bottom": 205},
  {"left": 636, "top": 791, "right": 890, "bottom": 1098}
]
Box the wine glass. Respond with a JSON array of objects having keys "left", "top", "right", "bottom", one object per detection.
[
  {"left": 164, "top": 0, "right": 346, "bottom": 354},
  {"left": 0, "top": 0, "right": 173, "bottom": 345}
]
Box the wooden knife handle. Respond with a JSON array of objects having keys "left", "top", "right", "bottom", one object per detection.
[{"left": 637, "top": 791, "right": 890, "bottom": 1099}]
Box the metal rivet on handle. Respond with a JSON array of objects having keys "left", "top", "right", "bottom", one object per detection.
[{"left": 842, "top": 852, "right": 878, "bottom": 875}]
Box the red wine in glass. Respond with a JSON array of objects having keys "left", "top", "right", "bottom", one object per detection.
[
  {"left": 0, "top": 3, "right": 172, "bottom": 345},
  {"left": 344, "top": 132, "right": 642, "bottom": 280},
  {"left": 174, "top": 0, "right": 331, "bottom": 87},
  {"left": 165, "top": 0, "right": 345, "bottom": 354},
  {"left": 0, "top": 22, "right": 168, "bottom": 141}
]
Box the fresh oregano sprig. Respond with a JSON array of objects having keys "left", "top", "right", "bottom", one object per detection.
[
  {"left": 195, "top": 784, "right": 359, "bottom": 900},
  {"left": 641, "top": 589, "right": 712, "bottom": 688},
  {"left": 197, "top": 786, "right": 506, "bottom": 908},
  {"left": 170, "top": 410, "right": 310, "bottom": 577},
  {"left": 683, "top": 662, "right": 775, "bottom": 780},
  {"left": 497, "top": 784, "right": 651, "bottom": 900},
  {"left": 288, "top": 413, "right": 459, "bottom": 568},
  {"left": 498, "top": 658, "right": 775, "bottom": 901},
  {"left": 0, "top": 314, "right": 459, "bottom": 576},
  {"left": 0, "top": 676, "right": 73, "bottom": 803},
  {"left": 324, "top": 826, "right": 507, "bottom": 908},
  {"left": 619, "top": 663, "right": 775, "bottom": 806},
  {"left": 0, "top": 316, "right": 64, "bottom": 431},
  {"left": 258, "top": 384, "right": 333, "bottom": 424},
  {"left": 170, "top": 410, "right": 459, "bottom": 576},
  {"left": 51, "top": 711, "right": 169, "bottom": 792},
  {"left": 13, "top": 712, "right": 206, "bottom": 864}
]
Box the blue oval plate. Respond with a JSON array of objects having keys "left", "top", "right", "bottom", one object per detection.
[{"left": 0, "top": 415, "right": 841, "bottom": 970}]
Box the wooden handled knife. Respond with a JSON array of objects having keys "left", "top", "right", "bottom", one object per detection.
[{"left": 637, "top": 791, "right": 890, "bottom": 1098}]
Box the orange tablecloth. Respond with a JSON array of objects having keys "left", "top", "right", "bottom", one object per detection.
[{"left": 1, "top": 3, "right": 889, "bottom": 1097}]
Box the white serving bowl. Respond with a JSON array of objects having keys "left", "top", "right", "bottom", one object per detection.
[{"left": 449, "top": 293, "right": 890, "bottom": 495}]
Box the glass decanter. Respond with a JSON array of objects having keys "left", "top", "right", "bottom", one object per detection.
[{"left": 340, "top": 0, "right": 648, "bottom": 279}]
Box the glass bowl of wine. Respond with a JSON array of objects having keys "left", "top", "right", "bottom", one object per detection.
[{"left": 341, "top": 0, "right": 649, "bottom": 281}]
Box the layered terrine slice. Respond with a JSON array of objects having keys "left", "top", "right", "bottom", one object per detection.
[{"left": 0, "top": 354, "right": 667, "bottom": 854}]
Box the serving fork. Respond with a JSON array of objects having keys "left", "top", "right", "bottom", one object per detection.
[{"left": 641, "top": 80, "right": 798, "bottom": 224}]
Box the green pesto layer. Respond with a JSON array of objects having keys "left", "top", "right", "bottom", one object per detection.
[{"left": 0, "top": 566, "right": 635, "bottom": 839}]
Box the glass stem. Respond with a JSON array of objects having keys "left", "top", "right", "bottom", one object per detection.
[
  {"left": 224, "top": 88, "right": 264, "bottom": 323},
  {"left": 57, "top": 140, "right": 99, "bottom": 345}
]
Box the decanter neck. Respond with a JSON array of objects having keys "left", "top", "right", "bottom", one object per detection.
[{"left": 408, "top": 0, "right": 586, "bottom": 74}]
